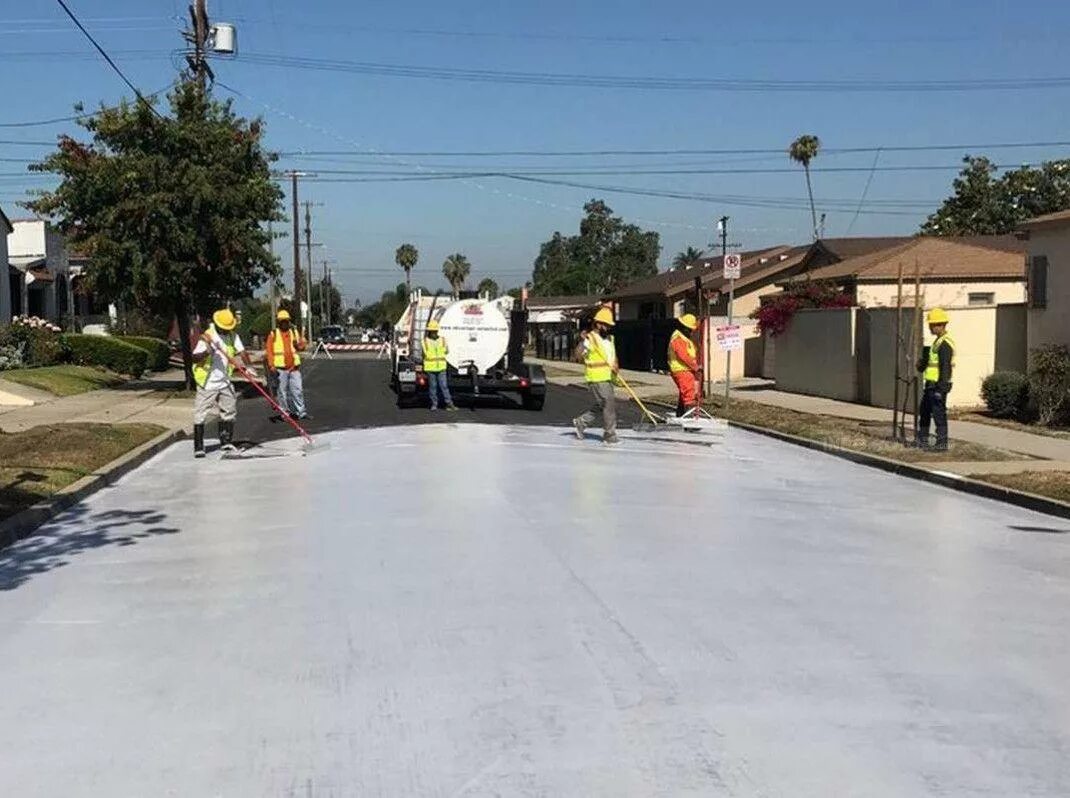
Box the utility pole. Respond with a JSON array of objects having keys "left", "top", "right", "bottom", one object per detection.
[
  {"left": 290, "top": 172, "right": 303, "bottom": 329},
  {"left": 184, "top": 1, "right": 213, "bottom": 89},
  {"left": 720, "top": 216, "right": 734, "bottom": 406},
  {"left": 301, "top": 200, "right": 326, "bottom": 340}
]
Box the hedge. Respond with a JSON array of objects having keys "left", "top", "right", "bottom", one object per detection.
[
  {"left": 981, "top": 371, "right": 1031, "bottom": 420},
  {"left": 116, "top": 336, "right": 171, "bottom": 371},
  {"left": 63, "top": 334, "right": 149, "bottom": 377}
]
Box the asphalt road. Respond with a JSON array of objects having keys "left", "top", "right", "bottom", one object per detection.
[{"left": 236, "top": 355, "right": 640, "bottom": 444}]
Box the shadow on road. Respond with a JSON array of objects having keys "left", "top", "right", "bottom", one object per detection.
[{"left": 0, "top": 507, "right": 180, "bottom": 591}]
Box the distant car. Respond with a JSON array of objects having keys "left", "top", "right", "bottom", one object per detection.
[{"left": 319, "top": 325, "right": 347, "bottom": 345}]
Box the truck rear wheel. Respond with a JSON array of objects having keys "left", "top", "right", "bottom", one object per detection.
[{"left": 522, "top": 392, "right": 545, "bottom": 411}]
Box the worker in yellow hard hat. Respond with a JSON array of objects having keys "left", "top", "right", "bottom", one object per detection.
[
  {"left": 572, "top": 306, "right": 619, "bottom": 444},
  {"left": 190, "top": 307, "right": 255, "bottom": 458},
  {"left": 668, "top": 312, "right": 701, "bottom": 416},
  {"left": 422, "top": 318, "right": 456, "bottom": 411},
  {"left": 916, "top": 307, "right": 955, "bottom": 451},
  {"left": 264, "top": 309, "right": 308, "bottom": 420}
]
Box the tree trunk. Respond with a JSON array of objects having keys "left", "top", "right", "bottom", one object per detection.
[
  {"left": 405, "top": 267, "right": 411, "bottom": 295},
  {"left": 805, "top": 164, "right": 818, "bottom": 241},
  {"left": 175, "top": 303, "right": 195, "bottom": 391}
]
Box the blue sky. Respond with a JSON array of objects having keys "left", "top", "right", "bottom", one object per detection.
[{"left": 3, "top": 0, "right": 1070, "bottom": 304}]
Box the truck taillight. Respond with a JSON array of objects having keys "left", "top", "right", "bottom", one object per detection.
[
  {"left": 519, "top": 377, "right": 529, "bottom": 388},
  {"left": 417, "top": 375, "right": 427, "bottom": 386}
]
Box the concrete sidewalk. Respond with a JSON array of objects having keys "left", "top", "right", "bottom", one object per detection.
[
  {"left": 530, "top": 357, "right": 1070, "bottom": 462},
  {"left": 0, "top": 372, "right": 193, "bottom": 434}
]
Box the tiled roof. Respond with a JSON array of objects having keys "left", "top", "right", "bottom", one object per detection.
[
  {"left": 789, "top": 237, "right": 1025, "bottom": 283},
  {"left": 1019, "top": 209, "right": 1070, "bottom": 230},
  {"left": 612, "top": 246, "right": 789, "bottom": 299}
]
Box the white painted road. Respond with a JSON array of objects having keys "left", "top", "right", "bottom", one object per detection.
[{"left": 1, "top": 425, "right": 1069, "bottom": 796}]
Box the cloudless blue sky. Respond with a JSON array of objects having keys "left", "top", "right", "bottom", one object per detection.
[{"left": 3, "top": 0, "right": 1070, "bottom": 304}]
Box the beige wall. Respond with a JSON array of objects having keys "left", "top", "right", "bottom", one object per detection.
[
  {"left": 1026, "top": 226, "right": 1070, "bottom": 353},
  {"left": 856, "top": 279, "right": 1024, "bottom": 309},
  {"left": 774, "top": 308, "right": 858, "bottom": 401}
]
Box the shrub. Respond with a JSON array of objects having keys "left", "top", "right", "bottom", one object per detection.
[
  {"left": 116, "top": 336, "right": 171, "bottom": 371},
  {"left": 981, "top": 371, "right": 1031, "bottom": 420},
  {"left": 63, "top": 334, "right": 148, "bottom": 377},
  {"left": 1029, "top": 344, "right": 1070, "bottom": 427},
  {"left": 1, "top": 316, "right": 66, "bottom": 366},
  {"left": 0, "top": 344, "right": 24, "bottom": 371},
  {"left": 752, "top": 280, "right": 854, "bottom": 336}
]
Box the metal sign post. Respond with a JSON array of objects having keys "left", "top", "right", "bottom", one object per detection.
[{"left": 722, "top": 252, "right": 742, "bottom": 406}]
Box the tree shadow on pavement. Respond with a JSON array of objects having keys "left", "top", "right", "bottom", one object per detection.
[{"left": 0, "top": 506, "right": 180, "bottom": 592}]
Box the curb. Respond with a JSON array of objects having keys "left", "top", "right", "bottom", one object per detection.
[
  {"left": 726, "top": 419, "right": 1070, "bottom": 521},
  {"left": 0, "top": 428, "right": 186, "bottom": 550}
]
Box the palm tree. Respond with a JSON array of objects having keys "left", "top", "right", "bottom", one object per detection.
[
  {"left": 477, "top": 277, "right": 499, "bottom": 298},
  {"left": 673, "top": 246, "right": 704, "bottom": 269},
  {"left": 395, "top": 243, "right": 419, "bottom": 293},
  {"left": 789, "top": 134, "right": 822, "bottom": 240},
  {"left": 442, "top": 253, "right": 471, "bottom": 297}
]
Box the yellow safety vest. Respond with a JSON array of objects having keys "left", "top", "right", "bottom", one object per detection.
[
  {"left": 422, "top": 336, "right": 448, "bottom": 373},
  {"left": 585, "top": 333, "right": 614, "bottom": 383},
  {"left": 269, "top": 329, "right": 302, "bottom": 369},
  {"left": 667, "top": 330, "right": 697, "bottom": 374},
  {"left": 192, "top": 326, "right": 235, "bottom": 388},
  {"left": 924, "top": 333, "right": 956, "bottom": 384}
]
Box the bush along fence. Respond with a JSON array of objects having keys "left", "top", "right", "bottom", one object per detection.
[
  {"left": 116, "top": 336, "right": 171, "bottom": 371},
  {"left": 981, "top": 344, "right": 1070, "bottom": 427},
  {"left": 63, "top": 335, "right": 149, "bottom": 378}
]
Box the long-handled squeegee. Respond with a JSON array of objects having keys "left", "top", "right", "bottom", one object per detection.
[{"left": 204, "top": 336, "right": 327, "bottom": 456}]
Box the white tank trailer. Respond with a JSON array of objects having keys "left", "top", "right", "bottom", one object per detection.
[{"left": 392, "top": 297, "right": 547, "bottom": 410}]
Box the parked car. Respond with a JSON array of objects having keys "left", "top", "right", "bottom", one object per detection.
[{"left": 319, "top": 325, "right": 347, "bottom": 345}]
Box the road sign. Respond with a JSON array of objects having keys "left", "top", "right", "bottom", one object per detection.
[
  {"left": 723, "top": 254, "right": 742, "bottom": 280},
  {"left": 715, "top": 324, "right": 743, "bottom": 352}
]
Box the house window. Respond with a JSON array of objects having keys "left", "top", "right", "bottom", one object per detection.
[
  {"left": 968, "top": 292, "right": 995, "bottom": 306},
  {"left": 1029, "top": 256, "right": 1048, "bottom": 309}
]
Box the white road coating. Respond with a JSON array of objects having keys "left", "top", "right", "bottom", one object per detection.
[{"left": 1, "top": 424, "right": 1069, "bottom": 797}]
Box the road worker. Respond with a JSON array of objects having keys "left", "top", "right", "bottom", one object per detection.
[
  {"left": 423, "top": 319, "right": 456, "bottom": 411},
  {"left": 191, "top": 308, "right": 254, "bottom": 458},
  {"left": 573, "top": 307, "right": 620, "bottom": 445},
  {"left": 668, "top": 313, "right": 701, "bottom": 416},
  {"left": 265, "top": 309, "right": 309, "bottom": 420},
  {"left": 916, "top": 307, "right": 955, "bottom": 451}
]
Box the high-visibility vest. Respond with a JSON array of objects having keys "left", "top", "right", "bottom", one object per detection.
[
  {"left": 422, "top": 336, "right": 448, "bottom": 373},
  {"left": 924, "top": 333, "right": 956, "bottom": 384},
  {"left": 584, "top": 333, "right": 614, "bottom": 383},
  {"left": 667, "top": 330, "right": 697, "bottom": 374},
  {"left": 268, "top": 329, "right": 302, "bottom": 370},
  {"left": 192, "top": 326, "right": 235, "bottom": 388}
]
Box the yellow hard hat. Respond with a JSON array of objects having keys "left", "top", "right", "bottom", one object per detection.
[
  {"left": 427, "top": 319, "right": 440, "bottom": 332},
  {"left": 678, "top": 313, "right": 698, "bottom": 330},
  {"left": 593, "top": 307, "right": 615, "bottom": 326},
  {"left": 927, "top": 308, "right": 950, "bottom": 325},
  {"left": 276, "top": 309, "right": 291, "bottom": 321},
  {"left": 212, "top": 308, "right": 237, "bottom": 331}
]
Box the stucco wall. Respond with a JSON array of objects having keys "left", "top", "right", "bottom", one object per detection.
[
  {"left": 1027, "top": 226, "right": 1070, "bottom": 353},
  {"left": 774, "top": 308, "right": 858, "bottom": 401},
  {"left": 856, "top": 280, "right": 1025, "bottom": 309}
]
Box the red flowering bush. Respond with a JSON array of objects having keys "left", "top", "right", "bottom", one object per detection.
[{"left": 752, "top": 280, "right": 854, "bottom": 336}]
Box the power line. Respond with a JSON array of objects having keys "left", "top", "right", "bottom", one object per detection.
[
  {"left": 277, "top": 141, "right": 1070, "bottom": 158},
  {"left": 53, "top": 0, "right": 162, "bottom": 117},
  {"left": 224, "top": 51, "right": 1070, "bottom": 93},
  {"left": 0, "top": 84, "right": 172, "bottom": 128}
]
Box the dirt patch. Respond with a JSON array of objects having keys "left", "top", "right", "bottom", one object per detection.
[{"left": 975, "top": 472, "right": 1070, "bottom": 504}]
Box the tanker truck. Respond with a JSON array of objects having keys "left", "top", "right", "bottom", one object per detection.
[{"left": 392, "top": 296, "right": 547, "bottom": 410}]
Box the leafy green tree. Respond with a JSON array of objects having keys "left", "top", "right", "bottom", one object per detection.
[
  {"left": 789, "top": 134, "right": 822, "bottom": 240},
  {"left": 27, "top": 81, "right": 283, "bottom": 387},
  {"left": 673, "top": 246, "right": 704, "bottom": 269},
  {"left": 395, "top": 243, "right": 418, "bottom": 293},
  {"left": 310, "top": 277, "right": 343, "bottom": 330},
  {"left": 442, "top": 253, "right": 471, "bottom": 296},
  {"left": 531, "top": 200, "right": 659, "bottom": 296},
  {"left": 921, "top": 156, "right": 1070, "bottom": 235},
  {"left": 476, "top": 277, "right": 500, "bottom": 298}
]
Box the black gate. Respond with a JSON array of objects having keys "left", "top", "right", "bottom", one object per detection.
[{"left": 613, "top": 318, "right": 676, "bottom": 372}]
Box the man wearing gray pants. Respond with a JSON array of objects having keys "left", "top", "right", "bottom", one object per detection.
[{"left": 572, "top": 307, "right": 620, "bottom": 445}]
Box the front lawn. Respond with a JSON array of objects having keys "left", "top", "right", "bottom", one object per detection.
[{"left": 1, "top": 365, "right": 125, "bottom": 397}]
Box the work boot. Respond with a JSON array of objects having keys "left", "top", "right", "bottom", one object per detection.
[
  {"left": 219, "top": 421, "right": 236, "bottom": 452},
  {"left": 603, "top": 434, "right": 621, "bottom": 446},
  {"left": 573, "top": 418, "right": 587, "bottom": 440},
  {"left": 446, "top": 404, "right": 458, "bottom": 412},
  {"left": 193, "top": 424, "right": 206, "bottom": 459},
  {"left": 933, "top": 440, "right": 950, "bottom": 453}
]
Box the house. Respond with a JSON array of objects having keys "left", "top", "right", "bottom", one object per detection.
[
  {"left": 780, "top": 235, "right": 1027, "bottom": 308},
  {"left": 7, "top": 219, "right": 71, "bottom": 322},
  {"left": 1018, "top": 209, "right": 1070, "bottom": 354},
  {"left": 0, "top": 206, "right": 12, "bottom": 324}
]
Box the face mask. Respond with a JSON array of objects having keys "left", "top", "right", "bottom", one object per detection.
[{"left": 279, "top": 322, "right": 290, "bottom": 331}]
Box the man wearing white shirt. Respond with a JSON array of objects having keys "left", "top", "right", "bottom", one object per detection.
[{"left": 190, "top": 308, "right": 254, "bottom": 458}]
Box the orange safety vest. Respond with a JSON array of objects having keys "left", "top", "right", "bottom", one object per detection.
[
  {"left": 667, "top": 330, "right": 698, "bottom": 374},
  {"left": 268, "top": 329, "right": 302, "bottom": 370}
]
